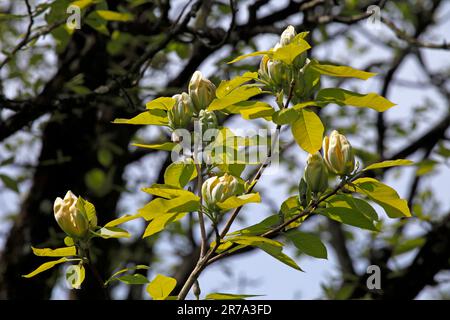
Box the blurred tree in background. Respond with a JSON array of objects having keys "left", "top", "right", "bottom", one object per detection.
[{"left": 1, "top": 0, "right": 450, "bottom": 300}]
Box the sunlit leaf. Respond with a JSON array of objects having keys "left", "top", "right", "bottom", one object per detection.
[
  {"left": 316, "top": 88, "right": 396, "bottom": 112},
  {"left": 23, "top": 258, "right": 79, "bottom": 278},
  {"left": 217, "top": 193, "right": 261, "bottom": 210},
  {"left": 145, "top": 97, "right": 176, "bottom": 110},
  {"left": 363, "top": 159, "right": 414, "bottom": 171},
  {"left": 310, "top": 63, "right": 377, "bottom": 80},
  {"left": 31, "top": 246, "right": 77, "bottom": 257},
  {"left": 105, "top": 214, "right": 140, "bottom": 227},
  {"left": 113, "top": 109, "right": 168, "bottom": 126},
  {"left": 352, "top": 178, "right": 411, "bottom": 218},
  {"left": 146, "top": 274, "right": 177, "bottom": 300},
  {"left": 132, "top": 142, "right": 176, "bottom": 151},
  {"left": 291, "top": 108, "right": 324, "bottom": 153}
]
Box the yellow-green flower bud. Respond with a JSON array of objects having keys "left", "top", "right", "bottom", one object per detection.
[
  {"left": 304, "top": 152, "right": 328, "bottom": 193},
  {"left": 323, "top": 130, "right": 355, "bottom": 176},
  {"left": 201, "top": 173, "right": 240, "bottom": 211},
  {"left": 169, "top": 92, "right": 194, "bottom": 130},
  {"left": 188, "top": 71, "right": 216, "bottom": 113},
  {"left": 54, "top": 191, "right": 89, "bottom": 239},
  {"left": 198, "top": 109, "right": 218, "bottom": 133}
]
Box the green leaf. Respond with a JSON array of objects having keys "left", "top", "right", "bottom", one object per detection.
[
  {"left": 216, "top": 72, "right": 258, "bottom": 98},
  {"left": 0, "top": 174, "right": 19, "bottom": 193},
  {"left": 291, "top": 108, "right": 324, "bottom": 153},
  {"left": 145, "top": 97, "right": 176, "bottom": 110},
  {"left": 104, "top": 214, "right": 140, "bottom": 227},
  {"left": 208, "top": 85, "right": 262, "bottom": 111},
  {"left": 116, "top": 274, "right": 150, "bottom": 285},
  {"left": 316, "top": 88, "right": 396, "bottom": 112},
  {"left": 142, "top": 212, "right": 187, "bottom": 238},
  {"left": 257, "top": 243, "right": 303, "bottom": 271},
  {"left": 217, "top": 193, "right": 261, "bottom": 210},
  {"left": 227, "top": 51, "right": 272, "bottom": 64},
  {"left": 105, "top": 265, "right": 151, "bottom": 286},
  {"left": 272, "top": 38, "right": 311, "bottom": 64},
  {"left": 31, "top": 246, "right": 77, "bottom": 257},
  {"left": 286, "top": 231, "right": 328, "bottom": 259},
  {"left": 97, "top": 226, "right": 130, "bottom": 239},
  {"left": 94, "top": 10, "right": 133, "bottom": 21},
  {"left": 205, "top": 293, "right": 263, "bottom": 300},
  {"left": 164, "top": 161, "right": 197, "bottom": 188},
  {"left": 113, "top": 109, "right": 168, "bottom": 126},
  {"left": 363, "top": 159, "right": 414, "bottom": 171},
  {"left": 310, "top": 63, "right": 377, "bottom": 80},
  {"left": 352, "top": 177, "right": 412, "bottom": 218},
  {"left": 393, "top": 237, "right": 426, "bottom": 256},
  {"left": 23, "top": 258, "right": 77, "bottom": 278},
  {"left": 272, "top": 108, "right": 299, "bottom": 125},
  {"left": 321, "top": 194, "right": 379, "bottom": 231},
  {"left": 132, "top": 142, "right": 177, "bottom": 151},
  {"left": 146, "top": 274, "right": 177, "bottom": 300}
]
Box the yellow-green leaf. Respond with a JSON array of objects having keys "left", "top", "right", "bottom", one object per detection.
[
  {"left": 363, "top": 159, "right": 414, "bottom": 171},
  {"left": 227, "top": 235, "right": 283, "bottom": 248},
  {"left": 65, "top": 264, "right": 85, "bottom": 289},
  {"left": 23, "top": 258, "right": 75, "bottom": 278},
  {"left": 142, "top": 212, "right": 186, "bottom": 238},
  {"left": 227, "top": 51, "right": 272, "bottom": 64},
  {"left": 316, "top": 88, "right": 396, "bottom": 112},
  {"left": 97, "top": 226, "right": 130, "bottom": 239},
  {"left": 310, "top": 63, "right": 377, "bottom": 80},
  {"left": 216, "top": 72, "right": 258, "bottom": 98},
  {"left": 205, "top": 293, "right": 263, "bottom": 300},
  {"left": 352, "top": 177, "right": 411, "bottom": 218},
  {"left": 145, "top": 97, "right": 176, "bottom": 110},
  {"left": 272, "top": 39, "right": 311, "bottom": 64},
  {"left": 132, "top": 142, "right": 176, "bottom": 151},
  {"left": 146, "top": 274, "right": 177, "bottom": 300},
  {"left": 208, "top": 85, "right": 262, "bottom": 111},
  {"left": 138, "top": 193, "right": 199, "bottom": 220},
  {"left": 105, "top": 214, "right": 140, "bottom": 227},
  {"left": 141, "top": 184, "right": 194, "bottom": 199},
  {"left": 217, "top": 193, "right": 261, "bottom": 210},
  {"left": 113, "top": 109, "right": 168, "bottom": 126},
  {"left": 239, "top": 104, "right": 275, "bottom": 120},
  {"left": 31, "top": 246, "right": 77, "bottom": 257},
  {"left": 164, "top": 161, "right": 197, "bottom": 188},
  {"left": 291, "top": 109, "right": 324, "bottom": 153},
  {"left": 95, "top": 10, "right": 133, "bottom": 21}
]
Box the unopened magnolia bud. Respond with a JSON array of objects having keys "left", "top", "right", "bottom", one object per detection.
[
  {"left": 54, "top": 191, "right": 89, "bottom": 239},
  {"left": 323, "top": 130, "right": 355, "bottom": 176},
  {"left": 304, "top": 152, "right": 328, "bottom": 193},
  {"left": 169, "top": 92, "right": 194, "bottom": 130},
  {"left": 259, "top": 57, "right": 293, "bottom": 92},
  {"left": 188, "top": 71, "right": 216, "bottom": 113},
  {"left": 201, "top": 173, "right": 240, "bottom": 211},
  {"left": 279, "top": 25, "right": 297, "bottom": 47},
  {"left": 198, "top": 110, "right": 218, "bottom": 133}
]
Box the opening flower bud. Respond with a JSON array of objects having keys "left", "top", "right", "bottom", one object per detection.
[
  {"left": 54, "top": 191, "right": 89, "bottom": 239},
  {"left": 188, "top": 71, "right": 216, "bottom": 113},
  {"left": 304, "top": 152, "right": 328, "bottom": 193},
  {"left": 323, "top": 130, "right": 355, "bottom": 176},
  {"left": 169, "top": 92, "right": 194, "bottom": 130},
  {"left": 201, "top": 173, "right": 240, "bottom": 211},
  {"left": 279, "top": 25, "right": 297, "bottom": 47}
]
